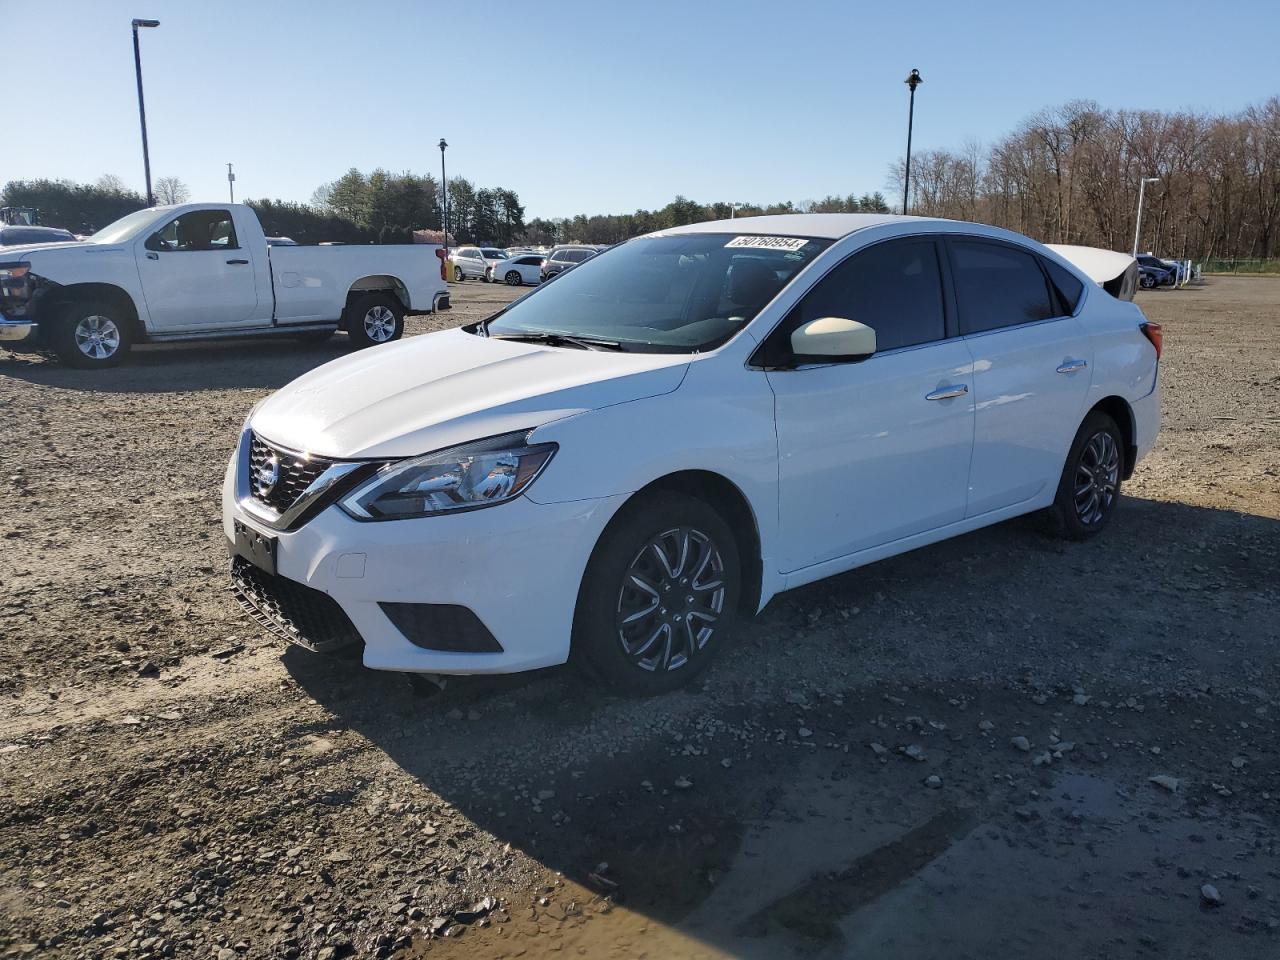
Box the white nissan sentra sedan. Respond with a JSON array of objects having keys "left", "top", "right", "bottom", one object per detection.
[{"left": 224, "top": 214, "right": 1161, "bottom": 694}]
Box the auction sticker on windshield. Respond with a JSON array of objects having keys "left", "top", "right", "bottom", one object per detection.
[{"left": 725, "top": 236, "right": 809, "bottom": 251}]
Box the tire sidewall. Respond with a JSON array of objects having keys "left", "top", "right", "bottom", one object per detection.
[
  {"left": 1051, "top": 412, "right": 1124, "bottom": 539},
  {"left": 345, "top": 294, "right": 405, "bottom": 349},
  {"left": 53, "top": 300, "right": 132, "bottom": 369},
  {"left": 573, "top": 491, "right": 741, "bottom": 695}
]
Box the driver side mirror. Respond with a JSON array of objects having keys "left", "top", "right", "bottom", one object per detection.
[{"left": 790, "top": 317, "right": 877, "bottom": 363}]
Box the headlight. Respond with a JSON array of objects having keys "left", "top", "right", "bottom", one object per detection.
[{"left": 339, "top": 433, "right": 556, "bottom": 521}]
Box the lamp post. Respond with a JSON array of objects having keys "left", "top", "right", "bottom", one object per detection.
[
  {"left": 902, "top": 68, "right": 923, "bottom": 215},
  {"left": 227, "top": 163, "right": 235, "bottom": 203},
  {"left": 1132, "top": 176, "right": 1160, "bottom": 257},
  {"left": 131, "top": 18, "right": 160, "bottom": 207},
  {"left": 438, "top": 138, "right": 449, "bottom": 253},
  {"left": 729, "top": 201, "right": 742, "bottom": 219}
]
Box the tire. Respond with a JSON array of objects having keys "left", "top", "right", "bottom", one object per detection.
[
  {"left": 344, "top": 293, "right": 405, "bottom": 349},
  {"left": 453, "top": 266, "right": 464, "bottom": 282},
  {"left": 51, "top": 299, "right": 134, "bottom": 369},
  {"left": 573, "top": 491, "right": 741, "bottom": 695},
  {"left": 1139, "top": 273, "right": 1156, "bottom": 289},
  {"left": 504, "top": 270, "right": 522, "bottom": 286},
  {"left": 1046, "top": 411, "right": 1125, "bottom": 540}
]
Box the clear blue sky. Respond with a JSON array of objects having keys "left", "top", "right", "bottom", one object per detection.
[{"left": 8, "top": 0, "right": 1278, "bottom": 219}]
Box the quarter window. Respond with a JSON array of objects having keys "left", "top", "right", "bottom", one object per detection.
[
  {"left": 1041, "top": 257, "right": 1084, "bottom": 314},
  {"left": 950, "top": 239, "right": 1056, "bottom": 334},
  {"left": 780, "top": 238, "right": 947, "bottom": 357}
]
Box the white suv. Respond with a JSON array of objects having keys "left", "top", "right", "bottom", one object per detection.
[{"left": 224, "top": 214, "right": 1161, "bottom": 694}]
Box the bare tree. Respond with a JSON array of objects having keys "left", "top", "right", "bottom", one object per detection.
[
  {"left": 95, "top": 174, "right": 128, "bottom": 194},
  {"left": 154, "top": 176, "right": 190, "bottom": 205}
]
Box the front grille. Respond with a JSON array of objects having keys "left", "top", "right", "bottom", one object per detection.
[
  {"left": 249, "top": 433, "right": 334, "bottom": 513},
  {"left": 230, "top": 557, "right": 362, "bottom": 653}
]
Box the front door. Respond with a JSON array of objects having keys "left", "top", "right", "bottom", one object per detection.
[
  {"left": 946, "top": 237, "right": 1094, "bottom": 517},
  {"left": 765, "top": 237, "right": 975, "bottom": 572},
  {"left": 136, "top": 208, "right": 261, "bottom": 331}
]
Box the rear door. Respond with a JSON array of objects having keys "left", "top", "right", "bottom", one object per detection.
[
  {"left": 946, "top": 237, "right": 1093, "bottom": 517},
  {"left": 766, "top": 237, "right": 975, "bottom": 571},
  {"left": 135, "top": 209, "right": 263, "bottom": 331}
]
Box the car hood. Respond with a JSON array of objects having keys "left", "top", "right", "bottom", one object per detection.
[
  {"left": 250, "top": 326, "right": 691, "bottom": 459},
  {"left": 0, "top": 240, "right": 101, "bottom": 260}
]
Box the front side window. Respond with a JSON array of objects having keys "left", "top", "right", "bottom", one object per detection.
[
  {"left": 951, "top": 239, "right": 1056, "bottom": 334},
  {"left": 482, "top": 232, "right": 831, "bottom": 352},
  {"left": 767, "top": 238, "right": 946, "bottom": 361},
  {"left": 146, "top": 210, "right": 238, "bottom": 252}
]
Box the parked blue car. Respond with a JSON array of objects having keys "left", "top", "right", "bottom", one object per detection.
[{"left": 1136, "top": 255, "right": 1177, "bottom": 288}]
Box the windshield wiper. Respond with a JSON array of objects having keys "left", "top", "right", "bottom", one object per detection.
[{"left": 490, "top": 332, "right": 625, "bottom": 352}]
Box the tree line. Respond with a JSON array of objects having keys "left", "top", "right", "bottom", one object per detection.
[{"left": 890, "top": 97, "right": 1280, "bottom": 259}]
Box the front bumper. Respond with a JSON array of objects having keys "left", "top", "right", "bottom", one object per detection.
[
  {"left": 222, "top": 453, "right": 626, "bottom": 674},
  {"left": 0, "top": 318, "right": 38, "bottom": 347}
]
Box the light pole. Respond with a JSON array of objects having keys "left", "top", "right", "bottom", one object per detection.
[
  {"left": 438, "top": 138, "right": 449, "bottom": 253},
  {"left": 902, "top": 68, "right": 923, "bottom": 215},
  {"left": 227, "top": 163, "right": 235, "bottom": 203},
  {"left": 1132, "top": 176, "right": 1160, "bottom": 257},
  {"left": 131, "top": 18, "right": 160, "bottom": 206}
]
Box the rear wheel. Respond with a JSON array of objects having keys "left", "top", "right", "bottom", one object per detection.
[
  {"left": 344, "top": 293, "right": 404, "bottom": 349},
  {"left": 504, "top": 270, "right": 522, "bottom": 286},
  {"left": 51, "top": 299, "right": 134, "bottom": 369},
  {"left": 1046, "top": 411, "right": 1124, "bottom": 540},
  {"left": 573, "top": 492, "right": 740, "bottom": 695}
]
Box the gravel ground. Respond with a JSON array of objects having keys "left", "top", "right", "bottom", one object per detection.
[{"left": 1, "top": 277, "right": 1277, "bottom": 960}]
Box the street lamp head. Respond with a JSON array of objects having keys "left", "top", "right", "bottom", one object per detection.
[
  {"left": 438, "top": 138, "right": 448, "bottom": 151},
  {"left": 905, "top": 68, "right": 923, "bottom": 90},
  {"left": 132, "top": 18, "right": 160, "bottom": 28},
  {"left": 1143, "top": 176, "right": 1161, "bottom": 184}
]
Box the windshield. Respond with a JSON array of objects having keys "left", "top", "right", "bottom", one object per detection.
[
  {"left": 483, "top": 233, "right": 831, "bottom": 352},
  {"left": 482, "top": 249, "right": 507, "bottom": 259},
  {"left": 89, "top": 208, "right": 165, "bottom": 244}
]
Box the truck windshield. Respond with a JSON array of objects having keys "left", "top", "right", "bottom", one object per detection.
[
  {"left": 89, "top": 208, "right": 166, "bottom": 244},
  {"left": 482, "top": 233, "right": 831, "bottom": 352}
]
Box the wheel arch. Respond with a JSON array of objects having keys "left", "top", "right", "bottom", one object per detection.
[
  {"left": 615, "top": 470, "right": 764, "bottom": 618},
  {"left": 1089, "top": 395, "right": 1137, "bottom": 479},
  {"left": 346, "top": 275, "right": 410, "bottom": 312},
  {"left": 44, "top": 282, "right": 143, "bottom": 339}
]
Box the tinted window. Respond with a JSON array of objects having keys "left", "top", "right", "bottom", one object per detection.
[
  {"left": 782, "top": 238, "right": 946, "bottom": 355},
  {"left": 562, "top": 249, "right": 592, "bottom": 263},
  {"left": 516, "top": 256, "right": 540, "bottom": 265},
  {"left": 146, "top": 210, "right": 238, "bottom": 252},
  {"left": 1042, "top": 257, "right": 1084, "bottom": 314},
  {"left": 950, "top": 240, "right": 1055, "bottom": 334}
]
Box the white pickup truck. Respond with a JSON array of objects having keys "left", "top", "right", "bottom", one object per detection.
[{"left": 0, "top": 202, "right": 450, "bottom": 368}]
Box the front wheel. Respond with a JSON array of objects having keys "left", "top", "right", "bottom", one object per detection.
[
  {"left": 1046, "top": 411, "right": 1124, "bottom": 540},
  {"left": 51, "top": 299, "right": 134, "bottom": 369},
  {"left": 504, "top": 270, "right": 522, "bottom": 286},
  {"left": 345, "top": 293, "right": 405, "bottom": 349},
  {"left": 453, "top": 266, "right": 464, "bottom": 282},
  {"left": 573, "top": 492, "right": 741, "bottom": 695}
]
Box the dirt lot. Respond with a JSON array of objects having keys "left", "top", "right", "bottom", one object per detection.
[{"left": 1, "top": 277, "right": 1278, "bottom": 960}]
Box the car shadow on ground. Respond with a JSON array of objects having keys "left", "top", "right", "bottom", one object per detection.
[
  {"left": 0, "top": 335, "right": 355, "bottom": 393},
  {"left": 281, "top": 495, "right": 1278, "bottom": 956}
]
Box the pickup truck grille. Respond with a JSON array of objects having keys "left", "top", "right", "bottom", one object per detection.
[{"left": 249, "top": 433, "right": 334, "bottom": 513}]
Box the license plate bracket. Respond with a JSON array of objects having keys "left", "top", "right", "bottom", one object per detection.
[{"left": 231, "top": 520, "right": 277, "bottom": 575}]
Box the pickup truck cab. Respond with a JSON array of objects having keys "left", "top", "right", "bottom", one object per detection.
[{"left": 0, "top": 203, "right": 450, "bottom": 368}]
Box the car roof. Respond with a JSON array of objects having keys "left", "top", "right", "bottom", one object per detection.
[{"left": 660, "top": 213, "right": 937, "bottom": 240}]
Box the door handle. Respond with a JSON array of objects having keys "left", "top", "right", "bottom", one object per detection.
[
  {"left": 1056, "top": 359, "right": 1088, "bottom": 373},
  {"left": 226, "top": 258, "right": 249, "bottom": 265},
  {"left": 145, "top": 251, "right": 159, "bottom": 260},
  {"left": 925, "top": 384, "right": 969, "bottom": 401}
]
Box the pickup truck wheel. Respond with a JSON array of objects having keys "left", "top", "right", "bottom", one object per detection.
[
  {"left": 573, "top": 491, "right": 740, "bottom": 695},
  {"left": 453, "top": 266, "right": 464, "bottom": 282},
  {"left": 504, "top": 270, "right": 522, "bottom": 286},
  {"left": 52, "top": 300, "right": 133, "bottom": 369},
  {"left": 345, "top": 294, "right": 404, "bottom": 348},
  {"left": 1046, "top": 411, "right": 1124, "bottom": 540}
]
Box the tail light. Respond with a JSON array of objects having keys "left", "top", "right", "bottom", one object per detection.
[
  {"left": 1140, "top": 321, "right": 1162, "bottom": 361},
  {"left": 434, "top": 248, "right": 447, "bottom": 281}
]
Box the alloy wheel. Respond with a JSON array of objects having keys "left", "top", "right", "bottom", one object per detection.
[
  {"left": 362, "top": 305, "right": 397, "bottom": 343},
  {"left": 1074, "top": 430, "right": 1120, "bottom": 525},
  {"left": 506, "top": 271, "right": 520, "bottom": 285},
  {"left": 74, "top": 315, "right": 121, "bottom": 360},
  {"left": 615, "top": 526, "right": 726, "bottom": 673}
]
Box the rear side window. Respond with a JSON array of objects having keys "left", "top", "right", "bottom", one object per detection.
[
  {"left": 516, "top": 256, "right": 540, "bottom": 265},
  {"left": 786, "top": 238, "right": 947, "bottom": 354},
  {"left": 950, "top": 239, "right": 1056, "bottom": 334},
  {"left": 1041, "top": 257, "right": 1084, "bottom": 314},
  {"left": 564, "top": 250, "right": 592, "bottom": 263}
]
